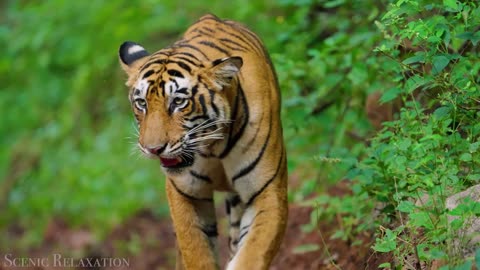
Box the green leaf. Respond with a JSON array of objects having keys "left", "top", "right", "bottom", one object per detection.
[
  {"left": 467, "top": 174, "right": 480, "bottom": 181},
  {"left": 433, "top": 106, "right": 451, "bottom": 118},
  {"left": 292, "top": 244, "right": 320, "bottom": 254},
  {"left": 443, "top": 0, "right": 459, "bottom": 11},
  {"left": 450, "top": 218, "right": 463, "bottom": 230},
  {"left": 397, "top": 138, "right": 412, "bottom": 151},
  {"left": 324, "top": 0, "right": 345, "bottom": 8},
  {"left": 373, "top": 229, "right": 397, "bottom": 252},
  {"left": 474, "top": 31, "right": 480, "bottom": 46},
  {"left": 402, "top": 54, "right": 425, "bottom": 65},
  {"left": 378, "top": 262, "right": 391, "bottom": 268},
  {"left": 456, "top": 31, "right": 480, "bottom": 46},
  {"left": 475, "top": 248, "right": 480, "bottom": 270},
  {"left": 429, "top": 247, "right": 447, "bottom": 259},
  {"left": 449, "top": 204, "right": 468, "bottom": 216},
  {"left": 409, "top": 212, "right": 434, "bottom": 230},
  {"left": 460, "top": 153, "right": 472, "bottom": 162},
  {"left": 457, "top": 31, "right": 473, "bottom": 38},
  {"left": 348, "top": 64, "right": 368, "bottom": 86},
  {"left": 432, "top": 56, "right": 450, "bottom": 75},
  {"left": 427, "top": 35, "right": 442, "bottom": 44},
  {"left": 397, "top": 200, "right": 415, "bottom": 213},
  {"left": 373, "top": 239, "right": 396, "bottom": 252},
  {"left": 452, "top": 261, "right": 472, "bottom": 270},
  {"left": 380, "top": 87, "right": 402, "bottom": 103},
  {"left": 470, "top": 142, "right": 480, "bottom": 153},
  {"left": 405, "top": 75, "right": 431, "bottom": 93}
]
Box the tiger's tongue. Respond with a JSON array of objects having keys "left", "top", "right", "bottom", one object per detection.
[{"left": 160, "top": 157, "right": 182, "bottom": 167}]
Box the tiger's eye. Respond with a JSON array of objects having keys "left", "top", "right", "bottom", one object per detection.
[
  {"left": 134, "top": 98, "right": 147, "bottom": 110},
  {"left": 173, "top": 97, "right": 184, "bottom": 105}
]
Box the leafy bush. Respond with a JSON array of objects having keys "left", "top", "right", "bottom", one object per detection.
[
  {"left": 345, "top": 0, "right": 480, "bottom": 267},
  {"left": 274, "top": 0, "right": 383, "bottom": 198}
]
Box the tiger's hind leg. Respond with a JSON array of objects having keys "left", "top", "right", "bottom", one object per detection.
[{"left": 225, "top": 193, "right": 245, "bottom": 259}]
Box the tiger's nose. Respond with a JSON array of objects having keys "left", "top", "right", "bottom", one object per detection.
[{"left": 145, "top": 144, "right": 167, "bottom": 155}]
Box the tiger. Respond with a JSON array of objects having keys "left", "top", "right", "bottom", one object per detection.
[{"left": 118, "top": 14, "right": 288, "bottom": 270}]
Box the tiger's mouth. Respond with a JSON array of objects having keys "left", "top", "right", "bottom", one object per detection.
[{"left": 159, "top": 155, "right": 194, "bottom": 169}]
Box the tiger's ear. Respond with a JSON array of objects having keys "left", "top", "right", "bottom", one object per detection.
[
  {"left": 119, "top": 41, "right": 150, "bottom": 79},
  {"left": 208, "top": 56, "right": 243, "bottom": 90}
]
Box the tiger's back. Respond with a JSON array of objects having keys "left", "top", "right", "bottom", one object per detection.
[{"left": 119, "top": 14, "right": 287, "bottom": 270}]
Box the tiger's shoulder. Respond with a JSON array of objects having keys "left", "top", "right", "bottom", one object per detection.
[{"left": 168, "top": 14, "right": 268, "bottom": 62}]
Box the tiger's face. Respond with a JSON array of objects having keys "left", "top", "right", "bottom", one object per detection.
[{"left": 119, "top": 42, "right": 242, "bottom": 172}]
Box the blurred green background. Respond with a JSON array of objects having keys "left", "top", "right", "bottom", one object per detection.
[{"left": 1, "top": 0, "right": 379, "bottom": 251}]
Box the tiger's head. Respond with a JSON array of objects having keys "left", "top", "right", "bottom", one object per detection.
[{"left": 119, "top": 41, "right": 242, "bottom": 172}]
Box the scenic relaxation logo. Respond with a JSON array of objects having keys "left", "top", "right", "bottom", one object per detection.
[{"left": 2, "top": 253, "right": 130, "bottom": 268}]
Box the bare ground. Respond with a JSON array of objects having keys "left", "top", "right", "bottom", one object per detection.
[{"left": 0, "top": 182, "right": 390, "bottom": 270}]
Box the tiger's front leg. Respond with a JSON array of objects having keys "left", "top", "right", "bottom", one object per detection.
[
  {"left": 166, "top": 178, "right": 219, "bottom": 270},
  {"left": 226, "top": 150, "right": 288, "bottom": 270}
]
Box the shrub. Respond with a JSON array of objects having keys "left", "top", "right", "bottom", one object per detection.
[{"left": 347, "top": 0, "right": 480, "bottom": 267}]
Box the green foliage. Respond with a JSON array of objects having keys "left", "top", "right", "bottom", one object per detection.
[
  {"left": 476, "top": 248, "right": 480, "bottom": 269},
  {"left": 344, "top": 0, "right": 480, "bottom": 267},
  {"left": 0, "top": 0, "right": 176, "bottom": 249},
  {"left": 373, "top": 228, "right": 398, "bottom": 253},
  {"left": 292, "top": 243, "right": 320, "bottom": 254},
  {"left": 274, "top": 0, "right": 379, "bottom": 193}
]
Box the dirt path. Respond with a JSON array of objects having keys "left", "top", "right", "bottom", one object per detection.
[{"left": 1, "top": 184, "right": 389, "bottom": 269}]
